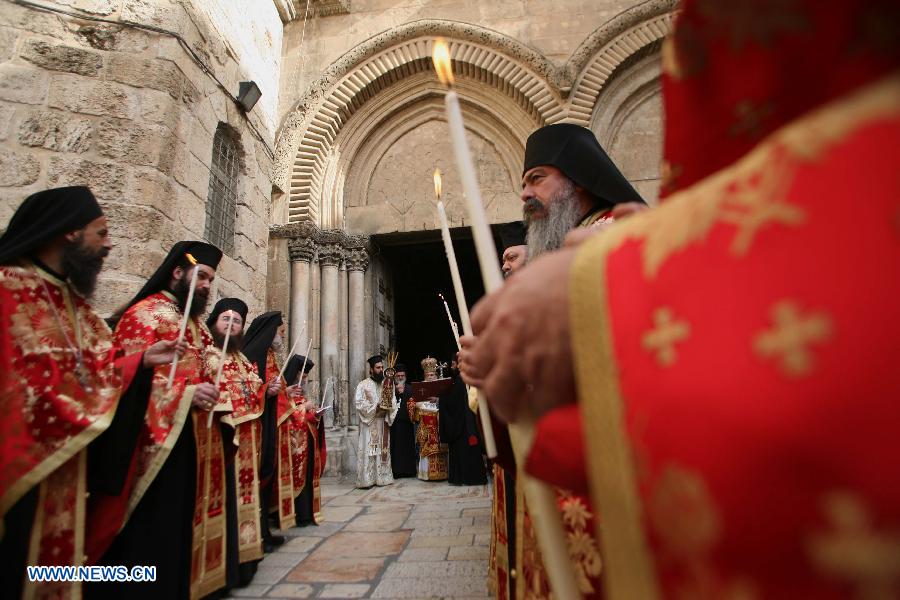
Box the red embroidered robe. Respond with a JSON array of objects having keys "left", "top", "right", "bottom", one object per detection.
[
  {"left": 214, "top": 350, "right": 265, "bottom": 564},
  {"left": 290, "top": 395, "right": 327, "bottom": 524},
  {"left": 0, "top": 263, "right": 142, "bottom": 600},
  {"left": 265, "top": 349, "right": 298, "bottom": 526}
]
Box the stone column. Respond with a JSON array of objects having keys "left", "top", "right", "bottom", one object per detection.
[
  {"left": 346, "top": 240, "right": 369, "bottom": 427},
  {"left": 287, "top": 236, "right": 317, "bottom": 353},
  {"left": 338, "top": 258, "right": 349, "bottom": 427},
  {"left": 317, "top": 234, "right": 343, "bottom": 428}
]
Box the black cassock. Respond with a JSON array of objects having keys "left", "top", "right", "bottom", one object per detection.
[
  {"left": 88, "top": 414, "right": 197, "bottom": 600},
  {"left": 439, "top": 376, "right": 487, "bottom": 486},
  {"left": 390, "top": 385, "right": 417, "bottom": 478}
]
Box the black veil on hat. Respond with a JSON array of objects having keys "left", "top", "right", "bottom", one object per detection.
[
  {"left": 206, "top": 297, "right": 249, "bottom": 330},
  {"left": 367, "top": 355, "right": 383, "bottom": 368},
  {"left": 522, "top": 123, "right": 645, "bottom": 209},
  {"left": 243, "top": 311, "right": 283, "bottom": 380},
  {"left": 283, "top": 354, "right": 315, "bottom": 387},
  {"left": 122, "top": 241, "right": 222, "bottom": 312},
  {"left": 0, "top": 186, "right": 103, "bottom": 264}
]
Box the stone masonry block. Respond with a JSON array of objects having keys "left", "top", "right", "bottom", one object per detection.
[
  {"left": 19, "top": 38, "right": 103, "bottom": 76},
  {"left": 18, "top": 110, "right": 93, "bottom": 153},
  {"left": 48, "top": 74, "right": 138, "bottom": 118},
  {"left": 47, "top": 156, "right": 126, "bottom": 202},
  {"left": 0, "top": 65, "right": 49, "bottom": 105},
  {"left": 106, "top": 54, "right": 184, "bottom": 99},
  {"left": 0, "top": 148, "right": 40, "bottom": 187}
]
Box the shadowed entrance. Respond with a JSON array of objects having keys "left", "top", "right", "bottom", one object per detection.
[{"left": 375, "top": 223, "right": 524, "bottom": 381}]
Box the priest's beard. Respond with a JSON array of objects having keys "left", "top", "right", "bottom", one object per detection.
[
  {"left": 61, "top": 235, "right": 108, "bottom": 298},
  {"left": 172, "top": 273, "right": 209, "bottom": 317},
  {"left": 524, "top": 179, "right": 582, "bottom": 258},
  {"left": 371, "top": 370, "right": 384, "bottom": 383},
  {"left": 211, "top": 329, "right": 245, "bottom": 354}
]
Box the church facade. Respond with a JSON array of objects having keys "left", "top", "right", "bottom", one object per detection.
[{"left": 0, "top": 0, "right": 673, "bottom": 474}]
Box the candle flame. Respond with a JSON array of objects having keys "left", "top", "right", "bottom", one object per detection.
[
  {"left": 186, "top": 253, "right": 198, "bottom": 266},
  {"left": 438, "top": 293, "right": 445, "bottom": 301},
  {"left": 432, "top": 38, "right": 454, "bottom": 86},
  {"left": 433, "top": 168, "right": 442, "bottom": 199}
]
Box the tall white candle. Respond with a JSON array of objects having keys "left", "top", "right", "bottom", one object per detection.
[
  {"left": 439, "top": 292, "right": 461, "bottom": 350},
  {"left": 167, "top": 256, "right": 199, "bottom": 389},
  {"left": 436, "top": 189, "right": 496, "bottom": 458},
  {"left": 276, "top": 322, "right": 306, "bottom": 384}
]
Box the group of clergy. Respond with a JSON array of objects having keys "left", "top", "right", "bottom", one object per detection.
[
  {"left": 0, "top": 193, "right": 327, "bottom": 599},
  {"left": 354, "top": 354, "right": 488, "bottom": 489}
]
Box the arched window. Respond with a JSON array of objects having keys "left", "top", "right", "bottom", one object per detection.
[{"left": 204, "top": 125, "right": 241, "bottom": 256}]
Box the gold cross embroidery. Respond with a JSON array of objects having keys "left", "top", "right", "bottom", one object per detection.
[
  {"left": 719, "top": 157, "right": 806, "bottom": 256},
  {"left": 642, "top": 307, "right": 691, "bottom": 367},
  {"left": 807, "top": 492, "right": 900, "bottom": 597},
  {"left": 753, "top": 300, "right": 832, "bottom": 377}
]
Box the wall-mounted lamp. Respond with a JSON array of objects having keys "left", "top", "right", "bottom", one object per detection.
[{"left": 236, "top": 81, "right": 262, "bottom": 112}]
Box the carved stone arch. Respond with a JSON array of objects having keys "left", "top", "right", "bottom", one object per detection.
[
  {"left": 562, "top": 0, "right": 678, "bottom": 125},
  {"left": 273, "top": 21, "right": 568, "bottom": 225}
]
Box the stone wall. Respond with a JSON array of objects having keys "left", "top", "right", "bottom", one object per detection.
[{"left": 0, "top": 0, "right": 279, "bottom": 317}]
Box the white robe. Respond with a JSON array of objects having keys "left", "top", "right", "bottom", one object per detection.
[{"left": 354, "top": 378, "right": 398, "bottom": 488}]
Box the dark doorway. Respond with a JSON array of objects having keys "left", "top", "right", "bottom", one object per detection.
[{"left": 375, "top": 222, "right": 524, "bottom": 382}]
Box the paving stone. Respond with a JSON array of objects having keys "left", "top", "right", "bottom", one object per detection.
[
  {"left": 344, "top": 511, "right": 409, "bottom": 532},
  {"left": 294, "top": 522, "right": 346, "bottom": 538},
  {"left": 448, "top": 545, "right": 490, "bottom": 560},
  {"left": 282, "top": 537, "right": 322, "bottom": 553},
  {"left": 404, "top": 517, "right": 472, "bottom": 528},
  {"left": 261, "top": 551, "right": 308, "bottom": 567},
  {"left": 461, "top": 507, "right": 492, "bottom": 517},
  {"left": 254, "top": 565, "right": 294, "bottom": 584},
  {"left": 409, "top": 523, "right": 462, "bottom": 537},
  {"left": 228, "top": 584, "right": 272, "bottom": 597},
  {"left": 321, "top": 505, "right": 363, "bottom": 522},
  {"left": 371, "top": 576, "right": 489, "bottom": 598},
  {"left": 266, "top": 583, "right": 315, "bottom": 598},
  {"left": 396, "top": 547, "right": 448, "bottom": 562},
  {"left": 318, "top": 583, "right": 371, "bottom": 598},
  {"left": 385, "top": 560, "right": 487, "bottom": 579},
  {"left": 408, "top": 534, "right": 473, "bottom": 548},
  {"left": 473, "top": 533, "right": 491, "bottom": 546},
  {"left": 287, "top": 556, "right": 385, "bottom": 583},
  {"left": 365, "top": 503, "right": 411, "bottom": 513},
  {"left": 459, "top": 524, "right": 491, "bottom": 535}
]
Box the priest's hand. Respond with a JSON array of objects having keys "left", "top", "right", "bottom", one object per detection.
[
  {"left": 142, "top": 339, "right": 189, "bottom": 368},
  {"left": 267, "top": 379, "right": 283, "bottom": 397},
  {"left": 193, "top": 382, "right": 219, "bottom": 411},
  {"left": 286, "top": 384, "right": 302, "bottom": 398},
  {"left": 464, "top": 248, "right": 579, "bottom": 423}
]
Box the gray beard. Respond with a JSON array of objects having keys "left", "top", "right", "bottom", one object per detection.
[{"left": 525, "top": 180, "right": 583, "bottom": 258}]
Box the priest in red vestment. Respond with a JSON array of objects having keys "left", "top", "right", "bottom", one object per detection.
[
  {"left": 89, "top": 241, "right": 223, "bottom": 600},
  {"left": 243, "top": 311, "right": 298, "bottom": 551},
  {"left": 284, "top": 354, "right": 328, "bottom": 526},
  {"left": 206, "top": 297, "right": 265, "bottom": 588},
  {"left": 0, "top": 187, "right": 184, "bottom": 600},
  {"left": 462, "top": 1, "right": 900, "bottom": 598}
]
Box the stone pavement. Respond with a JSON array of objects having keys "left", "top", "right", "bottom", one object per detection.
[{"left": 226, "top": 476, "right": 493, "bottom": 600}]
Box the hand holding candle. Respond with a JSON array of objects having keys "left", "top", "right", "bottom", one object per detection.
[
  {"left": 167, "top": 253, "right": 199, "bottom": 389},
  {"left": 208, "top": 312, "right": 234, "bottom": 428},
  {"left": 432, "top": 39, "right": 579, "bottom": 600}
]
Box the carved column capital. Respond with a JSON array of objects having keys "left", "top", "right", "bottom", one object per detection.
[
  {"left": 344, "top": 235, "right": 370, "bottom": 272},
  {"left": 288, "top": 237, "right": 317, "bottom": 262}
]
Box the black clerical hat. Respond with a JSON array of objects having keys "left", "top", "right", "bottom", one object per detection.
[
  {"left": 283, "top": 354, "right": 315, "bottom": 386},
  {"left": 206, "top": 297, "right": 249, "bottom": 329},
  {"left": 523, "top": 124, "right": 644, "bottom": 209},
  {"left": 243, "top": 311, "right": 283, "bottom": 380},
  {"left": 0, "top": 186, "right": 104, "bottom": 264}
]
